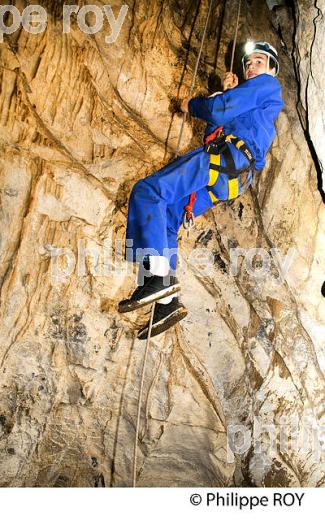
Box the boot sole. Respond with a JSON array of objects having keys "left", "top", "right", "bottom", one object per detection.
[
  {"left": 118, "top": 283, "right": 180, "bottom": 313},
  {"left": 137, "top": 307, "right": 188, "bottom": 340}
]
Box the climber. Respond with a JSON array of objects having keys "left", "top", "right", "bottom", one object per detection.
[{"left": 118, "top": 41, "right": 284, "bottom": 340}]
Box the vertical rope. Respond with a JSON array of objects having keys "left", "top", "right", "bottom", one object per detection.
[
  {"left": 229, "top": 0, "right": 241, "bottom": 73},
  {"left": 175, "top": 0, "right": 215, "bottom": 157},
  {"left": 131, "top": 0, "right": 243, "bottom": 488},
  {"left": 175, "top": 0, "right": 242, "bottom": 157},
  {"left": 132, "top": 302, "right": 156, "bottom": 487}
]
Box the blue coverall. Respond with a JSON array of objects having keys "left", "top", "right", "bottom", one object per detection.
[{"left": 125, "top": 73, "right": 284, "bottom": 271}]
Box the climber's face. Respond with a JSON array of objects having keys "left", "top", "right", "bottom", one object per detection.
[{"left": 244, "top": 53, "right": 276, "bottom": 80}]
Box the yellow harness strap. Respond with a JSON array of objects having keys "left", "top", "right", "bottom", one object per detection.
[
  {"left": 207, "top": 149, "right": 240, "bottom": 203},
  {"left": 208, "top": 153, "right": 220, "bottom": 186}
]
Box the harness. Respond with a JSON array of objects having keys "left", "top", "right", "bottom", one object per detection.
[{"left": 182, "top": 126, "right": 255, "bottom": 229}]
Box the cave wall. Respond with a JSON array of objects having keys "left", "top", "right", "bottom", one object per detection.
[
  {"left": 0, "top": 0, "right": 325, "bottom": 487},
  {"left": 293, "top": 0, "right": 325, "bottom": 195}
]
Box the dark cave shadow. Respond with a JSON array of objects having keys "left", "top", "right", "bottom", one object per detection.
[{"left": 304, "top": 133, "right": 325, "bottom": 205}]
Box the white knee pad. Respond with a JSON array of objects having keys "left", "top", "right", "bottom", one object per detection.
[{"left": 149, "top": 255, "right": 170, "bottom": 277}]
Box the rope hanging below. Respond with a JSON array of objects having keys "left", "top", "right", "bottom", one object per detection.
[{"left": 132, "top": 302, "right": 156, "bottom": 487}]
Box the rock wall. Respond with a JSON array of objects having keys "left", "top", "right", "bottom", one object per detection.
[
  {"left": 0, "top": 0, "right": 324, "bottom": 487},
  {"left": 293, "top": 0, "right": 325, "bottom": 196}
]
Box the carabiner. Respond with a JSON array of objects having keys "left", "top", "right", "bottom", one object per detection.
[{"left": 183, "top": 211, "right": 195, "bottom": 230}]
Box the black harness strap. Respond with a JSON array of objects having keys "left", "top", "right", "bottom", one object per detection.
[{"left": 204, "top": 133, "right": 255, "bottom": 178}]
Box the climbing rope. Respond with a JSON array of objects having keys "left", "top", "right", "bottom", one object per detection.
[
  {"left": 132, "top": 3, "right": 216, "bottom": 487},
  {"left": 230, "top": 0, "right": 242, "bottom": 73},
  {"left": 175, "top": 0, "right": 215, "bottom": 158},
  {"left": 182, "top": 0, "right": 242, "bottom": 230},
  {"left": 131, "top": 0, "right": 243, "bottom": 487},
  {"left": 132, "top": 302, "right": 156, "bottom": 487}
]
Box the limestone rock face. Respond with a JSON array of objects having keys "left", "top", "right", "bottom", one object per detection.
[
  {"left": 293, "top": 0, "right": 325, "bottom": 195},
  {"left": 0, "top": 0, "right": 325, "bottom": 487}
]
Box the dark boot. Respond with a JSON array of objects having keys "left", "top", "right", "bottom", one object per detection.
[
  {"left": 118, "top": 275, "right": 180, "bottom": 313},
  {"left": 137, "top": 297, "right": 187, "bottom": 340}
]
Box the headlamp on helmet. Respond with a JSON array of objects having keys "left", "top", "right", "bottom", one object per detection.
[{"left": 242, "top": 40, "right": 280, "bottom": 76}]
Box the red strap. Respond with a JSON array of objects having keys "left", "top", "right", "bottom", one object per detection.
[
  {"left": 204, "top": 125, "right": 224, "bottom": 144},
  {"left": 184, "top": 191, "right": 197, "bottom": 218}
]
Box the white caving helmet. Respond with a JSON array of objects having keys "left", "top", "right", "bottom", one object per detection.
[{"left": 242, "top": 40, "right": 280, "bottom": 76}]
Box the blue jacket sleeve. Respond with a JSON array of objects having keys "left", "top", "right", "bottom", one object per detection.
[{"left": 188, "top": 74, "right": 283, "bottom": 126}]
